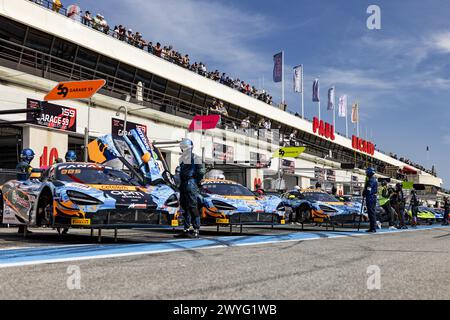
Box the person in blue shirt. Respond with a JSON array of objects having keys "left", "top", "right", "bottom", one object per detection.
[
  {"left": 175, "top": 139, "right": 205, "bottom": 239},
  {"left": 15, "top": 148, "right": 35, "bottom": 234},
  {"left": 363, "top": 167, "right": 378, "bottom": 233}
]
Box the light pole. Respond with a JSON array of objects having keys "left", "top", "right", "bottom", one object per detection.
[{"left": 116, "top": 105, "right": 128, "bottom": 137}]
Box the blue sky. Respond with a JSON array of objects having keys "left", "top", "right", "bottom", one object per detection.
[{"left": 72, "top": 0, "right": 450, "bottom": 187}]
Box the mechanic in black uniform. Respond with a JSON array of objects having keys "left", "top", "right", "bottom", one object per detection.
[
  {"left": 392, "top": 183, "right": 407, "bottom": 229},
  {"left": 15, "top": 148, "right": 35, "bottom": 234},
  {"left": 410, "top": 189, "right": 420, "bottom": 228},
  {"left": 363, "top": 167, "right": 378, "bottom": 233},
  {"left": 442, "top": 196, "right": 449, "bottom": 226},
  {"left": 175, "top": 138, "right": 205, "bottom": 239}
]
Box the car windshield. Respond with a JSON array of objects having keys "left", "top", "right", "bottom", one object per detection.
[
  {"left": 56, "top": 166, "right": 139, "bottom": 185},
  {"left": 302, "top": 192, "right": 340, "bottom": 202},
  {"left": 202, "top": 183, "right": 255, "bottom": 196}
]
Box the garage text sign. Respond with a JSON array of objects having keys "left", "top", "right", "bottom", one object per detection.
[
  {"left": 44, "top": 79, "right": 106, "bottom": 101},
  {"left": 352, "top": 135, "right": 375, "bottom": 156},
  {"left": 312, "top": 117, "right": 335, "bottom": 141},
  {"left": 27, "top": 99, "right": 77, "bottom": 132}
]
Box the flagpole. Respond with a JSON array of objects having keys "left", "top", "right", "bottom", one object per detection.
[
  {"left": 318, "top": 100, "right": 321, "bottom": 122},
  {"left": 282, "top": 51, "right": 285, "bottom": 105},
  {"left": 345, "top": 96, "right": 349, "bottom": 138},
  {"left": 332, "top": 86, "right": 336, "bottom": 129},
  {"left": 357, "top": 103, "right": 360, "bottom": 137},
  {"left": 301, "top": 65, "right": 304, "bottom": 118}
]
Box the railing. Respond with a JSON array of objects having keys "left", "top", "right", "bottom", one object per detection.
[{"left": 26, "top": 0, "right": 276, "bottom": 107}]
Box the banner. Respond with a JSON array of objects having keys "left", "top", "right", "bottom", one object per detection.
[
  {"left": 27, "top": 98, "right": 77, "bottom": 132},
  {"left": 188, "top": 115, "right": 220, "bottom": 131},
  {"left": 338, "top": 95, "right": 347, "bottom": 117},
  {"left": 273, "top": 52, "right": 283, "bottom": 83},
  {"left": 293, "top": 65, "right": 303, "bottom": 93},
  {"left": 326, "top": 169, "right": 336, "bottom": 182},
  {"left": 213, "top": 143, "right": 234, "bottom": 162},
  {"left": 351, "top": 103, "right": 359, "bottom": 123},
  {"left": 312, "top": 79, "right": 320, "bottom": 102},
  {"left": 327, "top": 87, "right": 335, "bottom": 110},
  {"left": 111, "top": 118, "right": 147, "bottom": 137}
]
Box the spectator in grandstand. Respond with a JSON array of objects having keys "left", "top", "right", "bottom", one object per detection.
[
  {"left": 263, "top": 119, "right": 271, "bottom": 130},
  {"left": 240, "top": 116, "right": 250, "bottom": 131},
  {"left": 182, "top": 54, "right": 190, "bottom": 68},
  {"left": 153, "top": 42, "right": 162, "bottom": 57},
  {"left": 52, "top": 0, "right": 62, "bottom": 13},
  {"left": 81, "top": 10, "right": 92, "bottom": 26},
  {"left": 147, "top": 41, "right": 154, "bottom": 54},
  {"left": 289, "top": 130, "right": 298, "bottom": 146}
]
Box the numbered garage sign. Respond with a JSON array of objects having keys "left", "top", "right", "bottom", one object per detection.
[
  {"left": 272, "top": 146, "right": 306, "bottom": 158},
  {"left": 44, "top": 79, "right": 106, "bottom": 101}
]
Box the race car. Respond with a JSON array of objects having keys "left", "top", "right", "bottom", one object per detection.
[
  {"left": 299, "top": 189, "right": 364, "bottom": 223},
  {"left": 406, "top": 206, "right": 439, "bottom": 224},
  {"left": 281, "top": 190, "right": 328, "bottom": 223},
  {"left": 199, "top": 179, "right": 286, "bottom": 225},
  {"left": 0, "top": 162, "right": 179, "bottom": 228},
  {"left": 1, "top": 128, "right": 181, "bottom": 230}
]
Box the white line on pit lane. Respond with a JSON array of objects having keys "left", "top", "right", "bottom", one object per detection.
[{"left": 0, "top": 226, "right": 448, "bottom": 268}]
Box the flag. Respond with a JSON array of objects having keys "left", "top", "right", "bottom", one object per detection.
[
  {"left": 273, "top": 52, "right": 283, "bottom": 83},
  {"left": 327, "top": 87, "right": 335, "bottom": 110},
  {"left": 312, "top": 79, "right": 320, "bottom": 102},
  {"left": 338, "top": 95, "right": 347, "bottom": 117},
  {"left": 293, "top": 65, "right": 303, "bottom": 93},
  {"left": 351, "top": 103, "right": 359, "bottom": 123}
]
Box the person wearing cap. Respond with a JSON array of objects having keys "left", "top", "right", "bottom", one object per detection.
[
  {"left": 363, "top": 167, "right": 378, "bottom": 233},
  {"left": 82, "top": 11, "right": 92, "bottom": 26}
]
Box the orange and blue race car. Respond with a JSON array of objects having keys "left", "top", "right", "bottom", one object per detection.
[
  {"left": 199, "top": 179, "right": 286, "bottom": 225},
  {"left": 0, "top": 162, "right": 180, "bottom": 229},
  {"left": 299, "top": 189, "right": 364, "bottom": 223}
]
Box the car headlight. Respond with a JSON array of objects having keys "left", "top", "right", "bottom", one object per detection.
[
  {"left": 165, "top": 194, "right": 179, "bottom": 207},
  {"left": 211, "top": 200, "right": 236, "bottom": 211},
  {"left": 66, "top": 190, "right": 103, "bottom": 205}
]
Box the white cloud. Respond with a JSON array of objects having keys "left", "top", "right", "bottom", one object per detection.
[
  {"left": 107, "top": 0, "right": 275, "bottom": 77},
  {"left": 432, "top": 32, "right": 450, "bottom": 53}
]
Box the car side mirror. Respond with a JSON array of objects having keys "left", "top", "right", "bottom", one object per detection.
[{"left": 141, "top": 152, "right": 151, "bottom": 164}]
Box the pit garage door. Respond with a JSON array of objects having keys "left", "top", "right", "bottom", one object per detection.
[{"left": 0, "top": 126, "right": 22, "bottom": 169}]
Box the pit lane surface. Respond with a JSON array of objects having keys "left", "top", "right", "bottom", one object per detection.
[{"left": 0, "top": 225, "right": 449, "bottom": 299}]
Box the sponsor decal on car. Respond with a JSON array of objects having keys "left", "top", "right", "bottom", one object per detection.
[
  {"left": 71, "top": 218, "right": 91, "bottom": 226},
  {"left": 88, "top": 185, "right": 138, "bottom": 191}
]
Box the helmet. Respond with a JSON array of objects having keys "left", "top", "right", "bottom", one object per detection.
[
  {"left": 396, "top": 182, "right": 402, "bottom": 190},
  {"left": 180, "top": 138, "right": 193, "bottom": 152},
  {"left": 381, "top": 180, "right": 387, "bottom": 186},
  {"left": 294, "top": 185, "right": 301, "bottom": 191},
  {"left": 366, "top": 167, "right": 375, "bottom": 176},
  {"left": 20, "top": 148, "right": 35, "bottom": 163},
  {"left": 65, "top": 150, "right": 77, "bottom": 162}
]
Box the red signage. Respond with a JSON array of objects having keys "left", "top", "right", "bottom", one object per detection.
[
  {"left": 39, "top": 146, "right": 59, "bottom": 167},
  {"left": 188, "top": 115, "right": 220, "bottom": 131},
  {"left": 352, "top": 135, "right": 375, "bottom": 156},
  {"left": 312, "top": 117, "right": 335, "bottom": 141}
]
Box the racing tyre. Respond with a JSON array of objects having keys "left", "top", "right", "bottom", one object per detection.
[
  {"left": 37, "top": 190, "right": 53, "bottom": 227},
  {"left": 297, "top": 204, "right": 311, "bottom": 223}
]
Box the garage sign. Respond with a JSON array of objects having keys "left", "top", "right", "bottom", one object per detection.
[
  {"left": 27, "top": 99, "right": 77, "bottom": 132},
  {"left": 44, "top": 79, "right": 106, "bottom": 101},
  {"left": 273, "top": 146, "right": 305, "bottom": 158}
]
